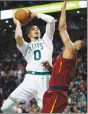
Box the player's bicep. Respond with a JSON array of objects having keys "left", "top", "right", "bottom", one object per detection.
[{"left": 16, "top": 39, "right": 28, "bottom": 56}]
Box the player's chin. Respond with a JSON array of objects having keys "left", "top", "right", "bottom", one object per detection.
[{"left": 34, "top": 36, "right": 39, "bottom": 40}]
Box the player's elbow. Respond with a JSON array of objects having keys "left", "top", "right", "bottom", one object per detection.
[
  {"left": 15, "top": 35, "right": 22, "bottom": 40},
  {"left": 49, "top": 17, "right": 55, "bottom": 23},
  {"left": 1, "top": 105, "right": 9, "bottom": 112},
  {"left": 58, "top": 24, "right": 67, "bottom": 31}
]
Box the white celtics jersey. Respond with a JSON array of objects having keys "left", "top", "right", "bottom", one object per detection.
[
  {"left": 17, "top": 34, "right": 53, "bottom": 72},
  {"left": 16, "top": 13, "right": 55, "bottom": 72}
]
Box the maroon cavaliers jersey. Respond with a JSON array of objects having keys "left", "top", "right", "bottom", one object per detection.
[{"left": 49, "top": 53, "right": 78, "bottom": 88}]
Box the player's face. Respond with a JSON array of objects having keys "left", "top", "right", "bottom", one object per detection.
[
  {"left": 28, "top": 26, "right": 40, "bottom": 40},
  {"left": 74, "top": 40, "right": 83, "bottom": 50}
]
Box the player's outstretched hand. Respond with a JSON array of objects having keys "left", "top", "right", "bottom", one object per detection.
[
  {"left": 13, "top": 15, "right": 21, "bottom": 26},
  {"left": 61, "top": 0, "right": 67, "bottom": 10}
]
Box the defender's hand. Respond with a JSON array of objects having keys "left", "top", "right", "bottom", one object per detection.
[
  {"left": 41, "top": 61, "right": 52, "bottom": 73},
  {"left": 61, "top": 0, "right": 67, "bottom": 10}
]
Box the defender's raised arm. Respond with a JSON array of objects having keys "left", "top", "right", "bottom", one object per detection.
[{"left": 58, "top": 0, "right": 73, "bottom": 51}]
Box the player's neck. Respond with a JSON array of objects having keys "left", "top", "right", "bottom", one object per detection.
[{"left": 31, "top": 37, "right": 39, "bottom": 41}]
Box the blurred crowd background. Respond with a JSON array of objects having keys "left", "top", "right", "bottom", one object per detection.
[{"left": 0, "top": 1, "right": 87, "bottom": 113}]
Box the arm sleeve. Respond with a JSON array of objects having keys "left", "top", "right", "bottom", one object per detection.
[
  {"left": 37, "top": 13, "right": 55, "bottom": 39},
  {"left": 37, "top": 13, "right": 56, "bottom": 49},
  {"left": 16, "top": 38, "right": 28, "bottom": 56}
]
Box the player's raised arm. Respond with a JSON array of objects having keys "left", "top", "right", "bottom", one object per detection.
[
  {"left": 13, "top": 16, "right": 24, "bottom": 47},
  {"left": 39, "top": 13, "right": 55, "bottom": 39},
  {"left": 30, "top": 11, "right": 55, "bottom": 39},
  {"left": 58, "top": 0, "right": 73, "bottom": 51},
  {"left": 37, "top": 13, "right": 55, "bottom": 39}
]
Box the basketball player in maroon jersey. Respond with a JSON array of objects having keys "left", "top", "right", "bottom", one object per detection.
[{"left": 41, "top": 0, "right": 86, "bottom": 113}]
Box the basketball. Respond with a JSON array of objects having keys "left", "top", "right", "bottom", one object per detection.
[{"left": 15, "top": 8, "right": 32, "bottom": 25}]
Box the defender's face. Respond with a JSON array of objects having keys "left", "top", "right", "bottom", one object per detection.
[
  {"left": 74, "top": 40, "right": 83, "bottom": 50},
  {"left": 28, "top": 26, "right": 40, "bottom": 40}
]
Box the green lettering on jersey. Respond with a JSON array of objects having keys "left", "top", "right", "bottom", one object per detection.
[{"left": 34, "top": 50, "right": 41, "bottom": 60}]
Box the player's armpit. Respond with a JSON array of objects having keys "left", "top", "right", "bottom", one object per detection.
[{"left": 15, "top": 37, "right": 24, "bottom": 47}]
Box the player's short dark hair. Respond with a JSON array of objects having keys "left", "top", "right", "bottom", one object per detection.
[
  {"left": 81, "top": 40, "right": 87, "bottom": 48},
  {"left": 26, "top": 25, "right": 40, "bottom": 35},
  {"left": 77, "top": 39, "right": 87, "bottom": 55}
]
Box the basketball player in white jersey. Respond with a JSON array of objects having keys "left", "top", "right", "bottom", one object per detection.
[{"left": 1, "top": 10, "right": 55, "bottom": 112}]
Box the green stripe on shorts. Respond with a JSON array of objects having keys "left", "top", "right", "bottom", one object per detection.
[{"left": 27, "top": 71, "right": 51, "bottom": 75}]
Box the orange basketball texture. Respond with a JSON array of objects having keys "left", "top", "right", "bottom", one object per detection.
[{"left": 15, "top": 8, "right": 31, "bottom": 25}]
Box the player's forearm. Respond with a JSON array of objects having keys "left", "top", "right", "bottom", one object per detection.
[
  {"left": 58, "top": 0, "right": 67, "bottom": 30},
  {"left": 15, "top": 22, "right": 23, "bottom": 39},
  {"left": 37, "top": 13, "right": 55, "bottom": 23},
  {"left": 15, "top": 23, "right": 24, "bottom": 47}
]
